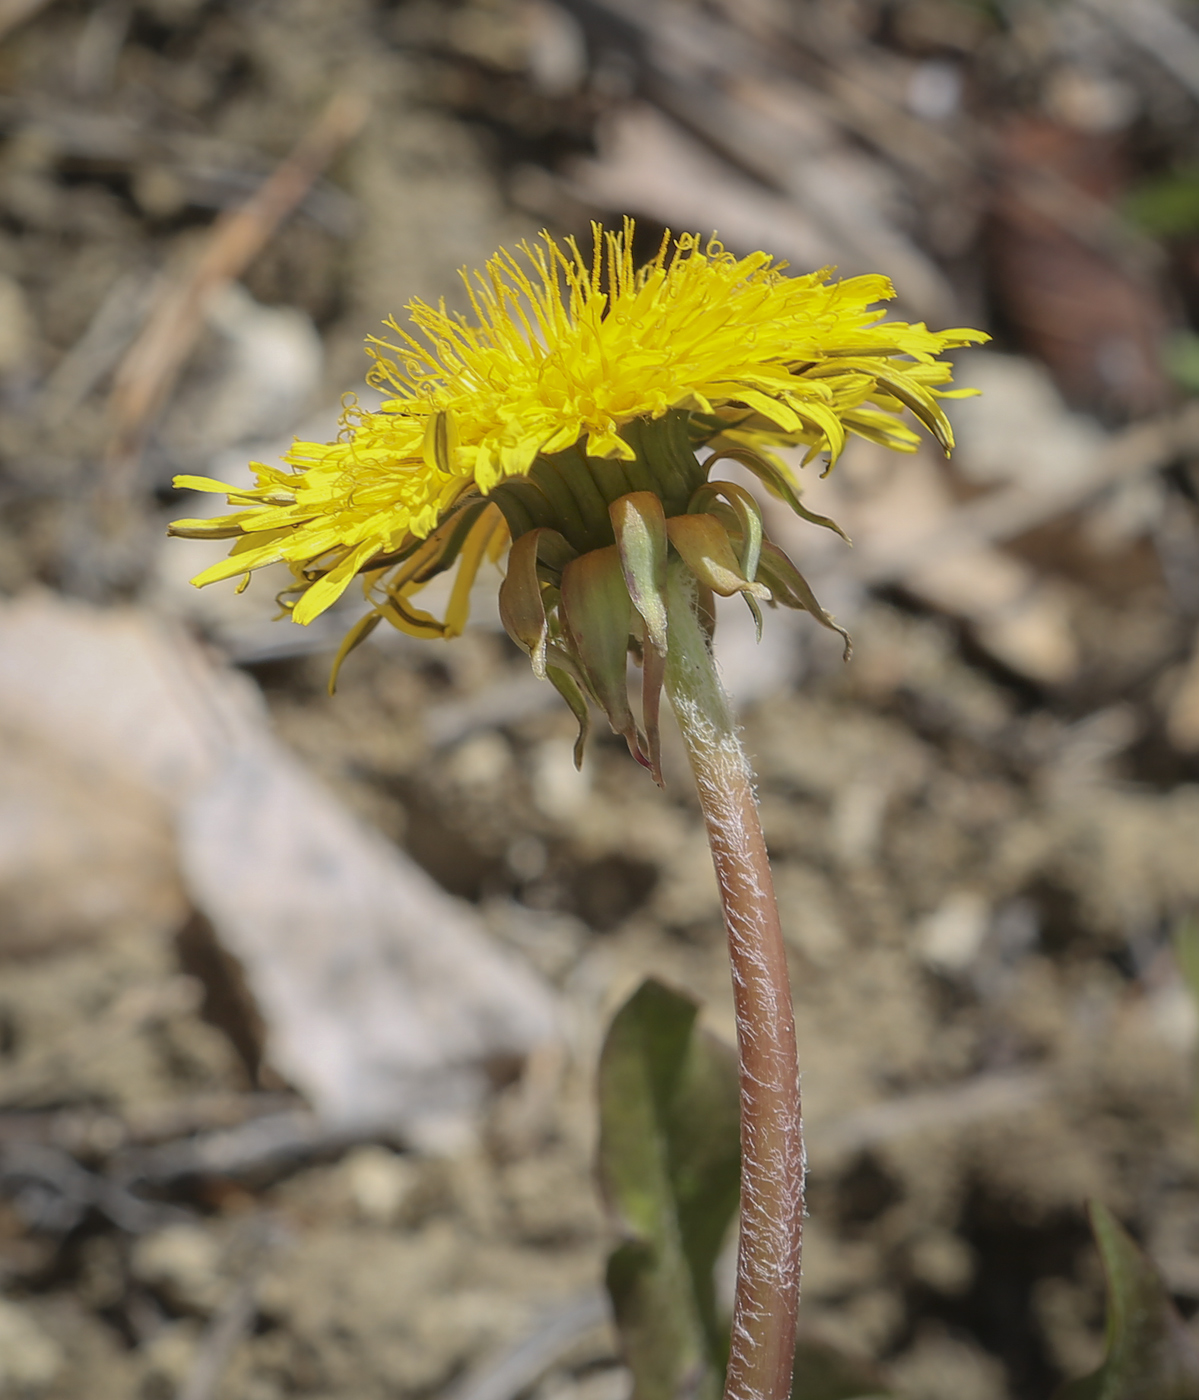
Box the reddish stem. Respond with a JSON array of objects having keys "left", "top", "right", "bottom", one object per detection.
[{"left": 664, "top": 567, "right": 803, "bottom": 1400}]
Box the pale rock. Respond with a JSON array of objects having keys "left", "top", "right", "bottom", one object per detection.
[
  {"left": 947, "top": 352, "right": 1106, "bottom": 496},
  {"left": 647, "top": 831, "right": 721, "bottom": 928},
  {"left": 342, "top": 1145, "right": 417, "bottom": 1225},
  {"left": 889, "top": 1321, "right": 1008, "bottom": 1400},
  {"left": 137, "top": 1321, "right": 201, "bottom": 1397},
  {"left": 770, "top": 428, "right": 1083, "bottom": 685},
  {"left": 775, "top": 865, "right": 846, "bottom": 966},
  {"left": 1043, "top": 64, "right": 1139, "bottom": 133},
  {"left": 1145, "top": 978, "right": 1199, "bottom": 1055},
  {"left": 918, "top": 892, "right": 991, "bottom": 974},
  {"left": 906, "top": 545, "right": 1079, "bottom": 686},
  {"left": 446, "top": 731, "right": 514, "bottom": 792},
  {"left": 795, "top": 1218, "right": 881, "bottom": 1303},
  {"left": 131, "top": 1225, "right": 225, "bottom": 1315},
  {"left": 908, "top": 1230, "right": 975, "bottom": 1294},
  {"left": 0, "top": 593, "right": 559, "bottom": 1140},
  {"left": 830, "top": 780, "right": 890, "bottom": 865},
  {"left": 0, "top": 1298, "right": 63, "bottom": 1395},
  {"left": 0, "top": 274, "right": 33, "bottom": 376},
  {"left": 536, "top": 1366, "right": 632, "bottom": 1400},
  {"left": 524, "top": 0, "right": 587, "bottom": 95},
  {"left": 712, "top": 591, "right": 803, "bottom": 705},
  {"left": 531, "top": 740, "right": 592, "bottom": 822},
  {"left": 1166, "top": 633, "right": 1199, "bottom": 752},
  {"left": 0, "top": 722, "right": 186, "bottom": 955},
  {"left": 161, "top": 283, "right": 323, "bottom": 460}
]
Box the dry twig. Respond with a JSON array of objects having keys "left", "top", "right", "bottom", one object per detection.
[
  {"left": 176, "top": 1218, "right": 286, "bottom": 1400},
  {"left": 810, "top": 1071, "right": 1048, "bottom": 1168},
  {"left": 442, "top": 1292, "right": 612, "bottom": 1400},
  {"left": 103, "top": 92, "right": 366, "bottom": 496},
  {"left": 852, "top": 401, "right": 1199, "bottom": 587},
  {"left": 1081, "top": 0, "right": 1199, "bottom": 103},
  {"left": 0, "top": 0, "right": 54, "bottom": 43}
]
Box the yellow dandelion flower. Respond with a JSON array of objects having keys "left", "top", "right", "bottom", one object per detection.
[{"left": 171, "top": 219, "right": 986, "bottom": 775}]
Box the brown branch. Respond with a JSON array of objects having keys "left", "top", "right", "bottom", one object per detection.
[
  {"left": 103, "top": 91, "right": 367, "bottom": 496},
  {"left": 0, "top": 0, "right": 55, "bottom": 43}
]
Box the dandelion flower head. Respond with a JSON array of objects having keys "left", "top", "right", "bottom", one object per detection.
[{"left": 172, "top": 221, "right": 985, "bottom": 634}]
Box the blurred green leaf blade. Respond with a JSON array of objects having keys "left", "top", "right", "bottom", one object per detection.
[
  {"left": 597, "top": 978, "right": 739, "bottom": 1400},
  {"left": 1163, "top": 333, "right": 1199, "bottom": 398},
  {"left": 1054, "top": 1201, "right": 1199, "bottom": 1400},
  {"left": 598, "top": 978, "right": 890, "bottom": 1400},
  {"left": 1124, "top": 169, "right": 1199, "bottom": 239},
  {"left": 1174, "top": 914, "right": 1199, "bottom": 1007}
]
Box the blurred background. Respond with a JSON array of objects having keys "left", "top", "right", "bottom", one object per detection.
[{"left": 3, "top": 1, "right": 1199, "bottom": 1397}]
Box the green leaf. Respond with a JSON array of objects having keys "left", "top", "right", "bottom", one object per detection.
[
  {"left": 497, "top": 528, "right": 575, "bottom": 678},
  {"left": 546, "top": 663, "right": 590, "bottom": 770},
  {"left": 328, "top": 610, "right": 381, "bottom": 695},
  {"left": 610, "top": 492, "right": 670, "bottom": 783},
  {"left": 688, "top": 480, "right": 765, "bottom": 586},
  {"left": 639, "top": 630, "right": 666, "bottom": 787},
  {"left": 1164, "top": 333, "right": 1199, "bottom": 398},
  {"left": 621, "top": 409, "right": 709, "bottom": 515},
  {"left": 558, "top": 544, "right": 643, "bottom": 766},
  {"left": 1176, "top": 914, "right": 1199, "bottom": 1018},
  {"left": 705, "top": 444, "right": 850, "bottom": 543},
  {"left": 756, "top": 542, "right": 852, "bottom": 660},
  {"left": 611, "top": 492, "right": 670, "bottom": 656},
  {"left": 665, "top": 513, "right": 771, "bottom": 601},
  {"left": 1053, "top": 1201, "right": 1199, "bottom": 1400},
  {"left": 599, "top": 980, "right": 891, "bottom": 1400},
  {"left": 598, "top": 979, "right": 741, "bottom": 1400},
  {"left": 1124, "top": 169, "right": 1199, "bottom": 238}
]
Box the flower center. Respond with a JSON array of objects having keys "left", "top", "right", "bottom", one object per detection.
[{"left": 489, "top": 409, "right": 708, "bottom": 555}]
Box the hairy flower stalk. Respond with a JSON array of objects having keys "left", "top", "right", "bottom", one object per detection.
[
  {"left": 664, "top": 560, "right": 801, "bottom": 1400},
  {"left": 170, "top": 221, "right": 985, "bottom": 1400}
]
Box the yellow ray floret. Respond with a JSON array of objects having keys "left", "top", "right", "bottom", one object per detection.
[{"left": 170, "top": 220, "right": 986, "bottom": 627}]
